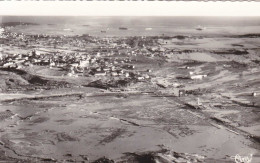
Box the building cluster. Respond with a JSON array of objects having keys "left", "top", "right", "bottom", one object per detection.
[
  {"left": 0, "top": 30, "right": 162, "bottom": 82},
  {"left": 0, "top": 48, "right": 152, "bottom": 82}
]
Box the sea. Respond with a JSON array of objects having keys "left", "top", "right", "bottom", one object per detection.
[{"left": 1, "top": 16, "right": 260, "bottom": 37}]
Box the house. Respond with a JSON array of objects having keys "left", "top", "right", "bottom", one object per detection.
[
  {"left": 125, "top": 72, "right": 130, "bottom": 78},
  {"left": 110, "top": 66, "right": 116, "bottom": 71},
  {"left": 50, "top": 61, "right": 56, "bottom": 67},
  {"left": 122, "top": 65, "right": 135, "bottom": 70},
  {"left": 103, "top": 67, "right": 110, "bottom": 71},
  {"left": 158, "top": 39, "right": 171, "bottom": 45},
  {"left": 94, "top": 71, "right": 106, "bottom": 76},
  {"left": 190, "top": 75, "right": 207, "bottom": 80},
  {"left": 3, "top": 62, "right": 16, "bottom": 68},
  {"left": 144, "top": 74, "right": 150, "bottom": 79},
  {"left": 179, "top": 89, "right": 186, "bottom": 97},
  {"left": 189, "top": 71, "right": 194, "bottom": 75},
  {"left": 79, "top": 60, "right": 89, "bottom": 68},
  {"left": 137, "top": 76, "right": 144, "bottom": 81},
  {"left": 0, "top": 28, "right": 4, "bottom": 35},
  {"left": 111, "top": 72, "right": 118, "bottom": 76}
]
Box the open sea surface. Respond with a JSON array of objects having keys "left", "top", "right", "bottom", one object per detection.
[{"left": 1, "top": 16, "right": 260, "bottom": 36}]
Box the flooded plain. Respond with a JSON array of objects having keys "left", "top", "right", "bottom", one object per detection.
[{"left": 1, "top": 91, "right": 259, "bottom": 162}]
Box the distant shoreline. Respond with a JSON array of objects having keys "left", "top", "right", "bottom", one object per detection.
[{"left": 0, "top": 22, "right": 39, "bottom": 27}]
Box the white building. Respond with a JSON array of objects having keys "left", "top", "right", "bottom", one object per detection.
[{"left": 0, "top": 28, "right": 4, "bottom": 38}]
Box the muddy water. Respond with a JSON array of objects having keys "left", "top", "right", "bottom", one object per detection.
[{"left": 0, "top": 93, "right": 259, "bottom": 162}]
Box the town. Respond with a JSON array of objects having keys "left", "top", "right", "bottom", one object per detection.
[
  {"left": 0, "top": 28, "right": 165, "bottom": 89},
  {"left": 0, "top": 27, "right": 212, "bottom": 91}
]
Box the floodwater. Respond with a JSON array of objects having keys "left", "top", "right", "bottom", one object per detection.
[{"left": 0, "top": 92, "right": 259, "bottom": 162}]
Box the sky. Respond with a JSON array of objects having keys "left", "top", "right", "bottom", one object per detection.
[{"left": 0, "top": 2, "right": 260, "bottom": 16}]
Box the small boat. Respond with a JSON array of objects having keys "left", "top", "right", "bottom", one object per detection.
[
  {"left": 101, "top": 30, "right": 106, "bottom": 33},
  {"left": 195, "top": 26, "right": 206, "bottom": 31},
  {"left": 119, "top": 27, "right": 128, "bottom": 30},
  {"left": 145, "top": 28, "right": 152, "bottom": 30}
]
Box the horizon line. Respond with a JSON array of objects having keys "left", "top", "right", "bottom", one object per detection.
[{"left": 0, "top": 2, "right": 260, "bottom": 16}]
